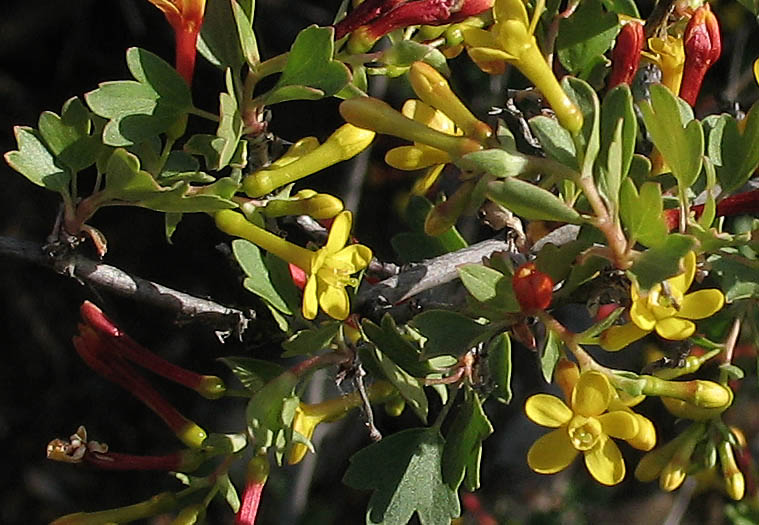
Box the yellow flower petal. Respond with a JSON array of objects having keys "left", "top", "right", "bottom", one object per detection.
[
  {"left": 319, "top": 285, "right": 350, "bottom": 320},
  {"left": 494, "top": 0, "right": 530, "bottom": 26},
  {"left": 410, "top": 164, "right": 445, "bottom": 196},
  {"left": 527, "top": 428, "right": 578, "bottom": 474},
  {"left": 400, "top": 100, "right": 455, "bottom": 134},
  {"left": 600, "top": 322, "right": 650, "bottom": 351},
  {"left": 572, "top": 371, "right": 612, "bottom": 417},
  {"left": 654, "top": 317, "right": 695, "bottom": 340},
  {"left": 630, "top": 296, "right": 657, "bottom": 330},
  {"left": 678, "top": 289, "right": 725, "bottom": 320},
  {"left": 584, "top": 436, "right": 625, "bottom": 485},
  {"left": 332, "top": 244, "right": 373, "bottom": 271},
  {"left": 755, "top": 58, "right": 759, "bottom": 87},
  {"left": 467, "top": 47, "right": 516, "bottom": 65},
  {"left": 598, "top": 411, "right": 639, "bottom": 440},
  {"left": 326, "top": 211, "right": 352, "bottom": 254},
  {"left": 461, "top": 27, "right": 500, "bottom": 49},
  {"left": 627, "top": 414, "right": 657, "bottom": 451},
  {"left": 525, "top": 394, "right": 573, "bottom": 427},
  {"left": 668, "top": 251, "right": 696, "bottom": 295},
  {"left": 302, "top": 274, "right": 319, "bottom": 320}
]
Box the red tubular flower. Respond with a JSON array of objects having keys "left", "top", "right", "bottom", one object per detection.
[
  {"left": 80, "top": 301, "right": 225, "bottom": 400},
  {"left": 512, "top": 262, "right": 553, "bottom": 313},
  {"left": 73, "top": 324, "right": 207, "bottom": 449},
  {"left": 334, "top": 0, "right": 407, "bottom": 40},
  {"left": 288, "top": 263, "right": 308, "bottom": 290},
  {"left": 235, "top": 456, "right": 270, "bottom": 525},
  {"left": 679, "top": 4, "right": 721, "bottom": 106},
  {"left": 342, "top": 0, "right": 493, "bottom": 52},
  {"left": 146, "top": 0, "right": 206, "bottom": 85},
  {"left": 608, "top": 21, "right": 644, "bottom": 89}
]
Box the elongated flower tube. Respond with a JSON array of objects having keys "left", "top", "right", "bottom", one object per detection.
[
  {"left": 601, "top": 252, "right": 724, "bottom": 351},
  {"left": 51, "top": 492, "right": 179, "bottom": 525},
  {"left": 608, "top": 21, "right": 644, "bottom": 88},
  {"left": 73, "top": 324, "right": 207, "bottom": 449},
  {"left": 47, "top": 426, "right": 205, "bottom": 472},
  {"left": 719, "top": 439, "right": 746, "bottom": 500},
  {"left": 215, "top": 209, "right": 372, "bottom": 320},
  {"left": 146, "top": 0, "right": 206, "bottom": 85},
  {"left": 261, "top": 190, "right": 344, "bottom": 220},
  {"left": 242, "top": 125, "right": 375, "bottom": 198},
  {"left": 80, "top": 301, "right": 226, "bottom": 399},
  {"left": 408, "top": 62, "right": 493, "bottom": 142},
  {"left": 235, "top": 456, "right": 269, "bottom": 525},
  {"left": 526, "top": 369, "right": 653, "bottom": 485},
  {"left": 462, "top": 0, "right": 583, "bottom": 133},
  {"left": 340, "top": 97, "right": 484, "bottom": 158},
  {"left": 679, "top": 4, "right": 721, "bottom": 106},
  {"left": 288, "top": 381, "right": 397, "bottom": 464}
]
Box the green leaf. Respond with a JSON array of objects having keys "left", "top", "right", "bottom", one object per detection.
[
  {"left": 598, "top": 85, "right": 637, "bottom": 208},
  {"left": 707, "top": 104, "right": 759, "bottom": 194},
  {"left": 5, "top": 126, "right": 70, "bottom": 193},
  {"left": 245, "top": 370, "right": 298, "bottom": 450},
  {"left": 85, "top": 48, "right": 192, "bottom": 146},
  {"left": 233, "top": 239, "right": 293, "bottom": 315},
  {"left": 198, "top": 0, "right": 245, "bottom": 70},
  {"left": 281, "top": 323, "right": 341, "bottom": 357},
  {"left": 640, "top": 84, "right": 703, "bottom": 189},
  {"left": 265, "top": 252, "right": 303, "bottom": 316},
  {"left": 214, "top": 69, "right": 244, "bottom": 170},
  {"left": 457, "top": 264, "right": 520, "bottom": 313},
  {"left": 392, "top": 196, "right": 467, "bottom": 262},
  {"left": 619, "top": 179, "right": 668, "bottom": 247},
  {"left": 218, "top": 357, "right": 286, "bottom": 393},
  {"left": 576, "top": 307, "right": 625, "bottom": 344},
  {"left": 557, "top": 0, "right": 619, "bottom": 76},
  {"left": 411, "top": 310, "right": 488, "bottom": 358},
  {"left": 37, "top": 97, "right": 101, "bottom": 173},
  {"left": 216, "top": 473, "right": 241, "bottom": 513},
  {"left": 359, "top": 343, "right": 429, "bottom": 423},
  {"left": 343, "top": 428, "right": 460, "bottom": 525},
  {"left": 535, "top": 239, "right": 592, "bottom": 284},
  {"left": 556, "top": 250, "right": 609, "bottom": 298},
  {"left": 443, "top": 389, "right": 493, "bottom": 492},
  {"left": 736, "top": 0, "right": 759, "bottom": 15},
  {"left": 230, "top": 0, "right": 259, "bottom": 67},
  {"left": 362, "top": 316, "right": 439, "bottom": 377},
  {"left": 563, "top": 76, "right": 601, "bottom": 176},
  {"left": 382, "top": 40, "right": 450, "bottom": 76},
  {"left": 540, "top": 329, "right": 562, "bottom": 383},
  {"left": 264, "top": 26, "right": 351, "bottom": 105},
  {"left": 709, "top": 254, "right": 759, "bottom": 301},
  {"left": 629, "top": 234, "right": 696, "bottom": 290},
  {"left": 486, "top": 179, "right": 583, "bottom": 223},
  {"left": 529, "top": 115, "right": 578, "bottom": 170},
  {"left": 601, "top": 0, "right": 640, "bottom": 16},
  {"left": 455, "top": 148, "right": 530, "bottom": 178},
  {"left": 486, "top": 333, "right": 512, "bottom": 404}
]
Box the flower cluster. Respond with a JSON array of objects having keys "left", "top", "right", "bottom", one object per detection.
[
  {"left": 601, "top": 252, "right": 725, "bottom": 351},
  {"left": 526, "top": 362, "right": 655, "bottom": 485}
]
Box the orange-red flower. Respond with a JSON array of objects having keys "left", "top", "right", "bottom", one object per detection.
[{"left": 146, "top": 0, "right": 206, "bottom": 85}]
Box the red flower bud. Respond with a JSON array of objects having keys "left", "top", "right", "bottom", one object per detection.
[
  {"left": 512, "top": 262, "right": 553, "bottom": 313},
  {"left": 288, "top": 263, "right": 308, "bottom": 290},
  {"left": 680, "top": 4, "right": 721, "bottom": 106},
  {"left": 608, "top": 21, "right": 644, "bottom": 89},
  {"left": 235, "top": 456, "right": 270, "bottom": 525},
  {"left": 662, "top": 189, "right": 759, "bottom": 231}
]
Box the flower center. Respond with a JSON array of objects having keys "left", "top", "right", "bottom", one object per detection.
[
  {"left": 567, "top": 415, "right": 602, "bottom": 451},
  {"left": 318, "top": 256, "right": 358, "bottom": 289}
]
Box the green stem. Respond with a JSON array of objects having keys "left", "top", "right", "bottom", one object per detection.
[{"left": 188, "top": 106, "right": 220, "bottom": 122}]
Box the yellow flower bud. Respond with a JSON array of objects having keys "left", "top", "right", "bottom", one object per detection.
[
  {"left": 719, "top": 440, "right": 745, "bottom": 500},
  {"left": 176, "top": 422, "right": 208, "bottom": 449},
  {"left": 242, "top": 124, "right": 375, "bottom": 197},
  {"left": 262, "top": 190, "right": 345, "bottom": 219},
  {"left": 340, "top": 97, "right": 483, "bottom": 157},
  {"left": 408, "top": 62, "right": 492, "bottom": 142}
]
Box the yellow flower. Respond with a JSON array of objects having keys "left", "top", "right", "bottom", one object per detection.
[
  {"left": 302, "top": 211, "right": 372, "bottom": 320},
  {"left": 462, "top": 0, "right": 583, "bottom": 133},
  {"left": 526, "top": 368, "right": 648, "bottom": 485},
  {"left": 601, "top": 252, "right": 724, "bottom": 351},
  {"left": 214, "top": 209, "right": 371, "bottom": 320},
  {"left": 643, "top": 35, "right": 685, "bottom": 95}
]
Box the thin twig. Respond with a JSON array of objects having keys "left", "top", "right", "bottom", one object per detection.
[{"left": 0, "top": 236, "right": 253, "bottom": 338}]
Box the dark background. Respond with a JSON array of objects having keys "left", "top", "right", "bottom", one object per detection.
[{"left": 1, "top": 1, "right": 758, "bottom": 524}]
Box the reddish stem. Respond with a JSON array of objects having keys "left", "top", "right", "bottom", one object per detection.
[{"left": 663, "top": 189, "right": 759, "bottom": 231}]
